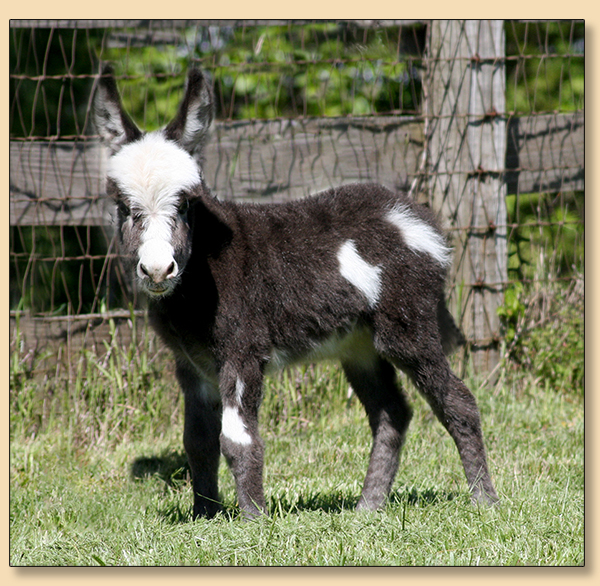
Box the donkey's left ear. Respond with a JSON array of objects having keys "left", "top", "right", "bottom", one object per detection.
[
  {"left": 164, "top": 69, "right": 215, "bottom": 155},
  {"left": 93, "top": 64, "right": 142, "bottom": 154}
]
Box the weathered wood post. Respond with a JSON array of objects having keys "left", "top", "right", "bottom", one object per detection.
[{"left": 424, "top": 20, "right": 508, "bottom": 374}]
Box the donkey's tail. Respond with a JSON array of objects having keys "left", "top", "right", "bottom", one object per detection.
[{"left": 437, "top": 299, "right": 466, "bottom": 356}]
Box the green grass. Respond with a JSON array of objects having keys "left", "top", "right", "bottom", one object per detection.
[
  {"left": 10, "top": 280, "right": 584, "bottom": 567},
  {"left": 9, "top": 358, "right": 583, "bottom": 566}
]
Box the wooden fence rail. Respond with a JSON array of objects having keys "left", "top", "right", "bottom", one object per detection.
[
  {"left": 10, "top": 112, "right": 584, "bottom": 227},
  {"left": 9, "top": 19, "right": 584, "bottom": 375}
]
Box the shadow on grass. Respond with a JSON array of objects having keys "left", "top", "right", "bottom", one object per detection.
[
  {"left": 268, "top": 491, "right": 360, "bottom": 516},
  {"left": 130, "top": 450, "right": 190, "bottom": 487},
  {"left": 268, "top": 486, "right": 459, "bottom": 516},
  {"left": 388, "top": 486, "right": 460, "bottom": 507},
  {"left": 131, "top": 451, "right": 460, "bottom": 524}
]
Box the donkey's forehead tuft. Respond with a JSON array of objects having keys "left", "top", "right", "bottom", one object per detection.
[{"left": 107, "top": 132, "right": 201, "bottom": 209}]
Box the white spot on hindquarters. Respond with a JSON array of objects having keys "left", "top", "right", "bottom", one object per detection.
[
  {"left": 221, "top": 406, "right": 252, "bottom": 446},
  {"left": 337, "top": 240, "right": 383, "bottom": 308},
  {"left": 386, "top": 204, "right": 452, "bottom": 267}
]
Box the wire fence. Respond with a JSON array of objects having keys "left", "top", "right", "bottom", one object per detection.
[{"left": 9, "top": 19, "right": 584, "bottom": 376}]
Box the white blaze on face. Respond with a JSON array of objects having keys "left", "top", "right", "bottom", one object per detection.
[{"left": 107, "top": 132, "right": 201, "bottom": 287}]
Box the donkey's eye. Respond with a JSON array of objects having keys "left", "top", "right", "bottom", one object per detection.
[
  {"left": 117, "top": 201, "right": 130, "bottom": 217},
  {"left": 178, "top": 199, "right": 189, "bottom": 216}
]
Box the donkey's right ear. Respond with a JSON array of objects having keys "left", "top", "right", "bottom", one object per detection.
[{"left": 93, "top": 65, "right": 142, "bottom": 154}]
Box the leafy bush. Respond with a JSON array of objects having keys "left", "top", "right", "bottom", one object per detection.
[
  {"left": 505, "top": 20, "right": 584, "bottom": 114},
  {"left": 101, "top": 22, "right": 424, "bottom": 126},
  {"left": 498, "top": 273, "right": 584, "bottom": 394},
  {"left": 506, "top": 191, "right": 584, "bottom": 283}
]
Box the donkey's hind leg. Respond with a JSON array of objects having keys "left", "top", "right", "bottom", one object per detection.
[
  {"left": 391, "top": 350, "right": 498, "bottom": 505},
  {"left": 342, "top": 356, "right": 413, "bottom": 511}
]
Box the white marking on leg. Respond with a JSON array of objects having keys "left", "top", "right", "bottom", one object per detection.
[
  {"left": 337, "top": 240, "right": 382, "bottom": 308},
  {"left": 386, "top": 204, "right": 452, "bottom": 267},
  {"left": 221, "top": 406, "right": 252, "bottom": 446},
  {"left": 235, "top": 377, "right": 245, "bottom": 405}
]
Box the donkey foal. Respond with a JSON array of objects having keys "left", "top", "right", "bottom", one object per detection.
[{"left": 94, "top": 67, "right": 498, "bottom": 520}]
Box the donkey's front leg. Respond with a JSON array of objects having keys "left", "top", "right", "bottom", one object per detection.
[
  {"left": 177, "top": 363, "right": 223, "bottom": 519},
  {"left": 218, "top": 361, "right": 267, "bottom": 520}
]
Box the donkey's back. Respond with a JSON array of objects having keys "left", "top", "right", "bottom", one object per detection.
[{"left": 203, "top": 183, "right": 462, "bottom": 364}]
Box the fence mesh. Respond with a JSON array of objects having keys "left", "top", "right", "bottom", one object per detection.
[
  {"left": 9, "top": 19, "right": 584, "bottom": 378},
  {"left": 504, "top": 20, "right": 584, "bottom": 282}
]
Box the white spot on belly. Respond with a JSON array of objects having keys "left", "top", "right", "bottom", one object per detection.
[
  {"left": 386, "top": 204, "right": 452, "bottom": 267},
  {"left": 337, "top": 240, "right": 382, "bottom": 308},
  {"left": 221, "top": 406, "right": 252, "bottom": 446},
  {"left": 267, "top": 325, "right": 378, "bottom": 372},
  {"left": 306, "top": 326, "right": 378, "bottom": 368}
]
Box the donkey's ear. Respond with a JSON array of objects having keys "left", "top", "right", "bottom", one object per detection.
[
  {"left": 93, "top": 65, "right": 142, "bottom": 154},
  {"left": 164, "top": 69, "right": 214, "bottom": 155}
]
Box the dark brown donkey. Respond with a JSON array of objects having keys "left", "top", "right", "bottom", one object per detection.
[{"left": 94, "top": 67, "right": 498, "bottom": 520}]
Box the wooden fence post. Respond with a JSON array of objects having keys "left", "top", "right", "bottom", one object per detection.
[{"left": 424, "top": 20, "right": 508, "bottom": 374}]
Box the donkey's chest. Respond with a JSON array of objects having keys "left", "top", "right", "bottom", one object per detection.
[{"left": 149, "top": 307, "right": 215, "bottom": 369}]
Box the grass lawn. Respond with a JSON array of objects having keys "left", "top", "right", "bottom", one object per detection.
[{"left": 9, "top": 362, "right": 583, "bottom": 566}]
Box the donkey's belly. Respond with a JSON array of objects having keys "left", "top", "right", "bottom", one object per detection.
[{"left": 266, "top": 324, "right": 378, "bottom": 374}]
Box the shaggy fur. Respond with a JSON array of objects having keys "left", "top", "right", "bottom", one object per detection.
[{"left": 95, "top": 67, "right": 498, "bottom": 520}]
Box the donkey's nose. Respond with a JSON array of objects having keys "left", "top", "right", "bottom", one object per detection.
[
  {"left": 137, "top": 238, "right": 179, "bottom": 287},
  {"left": 138, "top": 259, "right": 178, "bottom": 284}
]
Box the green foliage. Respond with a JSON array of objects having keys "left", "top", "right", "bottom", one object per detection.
[
  {"left": 10, "top": 226, "right": 113, "bottom": 313},
  {"left": 500, "top": 188, "right": 584, "bottom": 395},
  {"left": 498, "top": 276, "right": 584, "bottom": 394},
  {"left": 523, "top": 283, "right": 584, "bottom": 393},
  {"left": 496, "top": 282, "right": 525, "bottom": 344},
  {"left": 99, "top": 44, "right": 188, "bottom": 131},
  {"left": 528, "top": 307, "right": 584, "bottom": 393},
  {"left": 260, "top": 364, "right": 350, "bottom": 434},
  {"left": 208, "top": 24, "right": 420, "bottom": 120},
  {"left": 9, "top": 20, "right": 584, "bottom": 135},
  {"left": 505, "top": 20, "right": 584, "bottom": 114},
  {"left": 9, "top": 28, "right": 101, "bottom": 138},
  {"left": 101, "top": 23, "right": 423, "bottom": 125},
  {"left": 506, "top": 191, "right": 584, "bottom": 282},
  {"left": 9, "top": 310, "right": 178, "bottom": 443}
]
